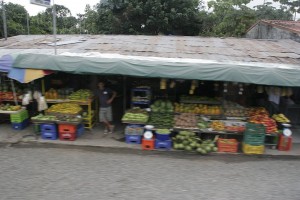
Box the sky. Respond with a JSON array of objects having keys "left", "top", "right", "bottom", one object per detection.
[{"left": 4, "top": 0, "right": 295, "bottom": 18}]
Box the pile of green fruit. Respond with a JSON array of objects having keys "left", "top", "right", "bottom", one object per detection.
[
  {"left": 148, "top": 113, "right": 173, "bottom": 128},
  {"left": 172, "top": 131, "right": 218, "bottom": 155},
  {"left": 198, "top": 119, "right": 210, "bottom": 129},
  {"left": 156, "top": 129, "right": 171, "bottom": 134},
  {"left": 150, "top": 100, "right": 174, "bottom": 113},
  {"left": 31, "top": 114, "right": 58, "bottom": 121},
  {"left": 122, "top": 107, "right": 149, "bottom": 123},
  {"left": 69, "top": 89, "right": 93, "bottom": 100}
]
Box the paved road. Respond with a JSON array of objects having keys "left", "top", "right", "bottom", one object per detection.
[{"left": 0, "top": 146, "right": 299, "bottom": 200}]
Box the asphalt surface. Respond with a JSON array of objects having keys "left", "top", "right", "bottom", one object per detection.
[{"left": 0, "top": 146, "right": 299, "bottom": 200}]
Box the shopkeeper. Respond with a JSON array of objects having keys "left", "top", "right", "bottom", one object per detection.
[{"left": 95, "top": 81, "right": 117, "bottom": 134}]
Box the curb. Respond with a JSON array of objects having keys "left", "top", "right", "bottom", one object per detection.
[{"left": 2, "top": 141, "right": 300, "bottom": 161}]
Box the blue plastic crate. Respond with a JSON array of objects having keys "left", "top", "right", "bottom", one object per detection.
[
  {"left": 11, "top": 119, "right": 29, "bottom": 130},
  {"left": 76, "top": 124, "right": 84, "bottom": 137},
  {"left": 156, "top": 133, "right": 171, "bottom": 141},
  {"left": 41, "top": 123, "right": 57, "bottom": 133},
  {"left": 125, "top": 135, "right": 142, "bottom": 144},
  {"left": 41, "top": 131, "right": 58, "bottom": 140},
  {"left": 155, "top": 139, "right": 172, "bottom": 150}
]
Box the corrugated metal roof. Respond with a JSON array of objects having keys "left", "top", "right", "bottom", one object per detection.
[
  {"left": 247, "top": 20, "right": 300, "bottom": 35},
  {"left": 1, "top": 34, "right": 300, "bottom": 65}
]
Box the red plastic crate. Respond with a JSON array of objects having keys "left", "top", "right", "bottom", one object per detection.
[
  {"left": 142, "top": 138, "right": 155, "bottom": 150},
  {"left": 217, "top": 139, "right": 238, "bottom": 153},
  {"left": 58, "top": 124, "right": 76, "bottom": 134},
  {"left": 59, "top": 131, "right": 76, "bottom": 141},
  {"left": 278, "top": 135, "right": 292, "bottom": 151}
]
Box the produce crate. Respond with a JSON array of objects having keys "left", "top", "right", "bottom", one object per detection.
[
  {"left": 155, "top": 139, "right": 172, "bottom": 150},
  {"left": 76, "top": 124, "right": 85, "bottom": 137},
  {"left": 242, "top": 143, "right": 265, "bottom": 154},
  {"left": 156, "top": 132, "right": 171, "bottom": 141},
  {"left": 11, "top": 119, "right": 29, "bottom": 130},
  {"left": 59, "top": 131, "right": 76, "bottom": 141},
  {"left": 58, "top": 124, "right": 77, "bottom": 134},
  {"left": 125, "top": 135, "right": 142, "bottom": 144},
  {"left": 125, "top": 124, "right": 144, "bottom": 135},
  {"left": 142, "top": 138, "right": 155, "bottom": 150},
  {"left": 41, "top": 132, "right": 58, "bottom": 140},
  {"left": 243, "top": 131, "right": 265, "bottom": 145},
  {"left": 278, "top": 135, "right": 292, "bottom": 151},
  {"left": 217, "top": 139, "right": 238, "bottom": 153},
  {"left": 41, "top": 123, "right": 57, "bottom": 133},
  {"left": 10, "top": 110, "right": 29, "bottom": 123},
  {"left": 245, "top": 123, "right": 265, "bottom": 134}
]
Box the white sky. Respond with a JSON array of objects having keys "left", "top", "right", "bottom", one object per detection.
[{"left": 5, "top": 0, "right": 296, "bottom": 19}]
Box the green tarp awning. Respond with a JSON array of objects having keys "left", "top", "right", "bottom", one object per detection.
[{"left": 12, "top": 53, "right": 300, "bottom": 86}]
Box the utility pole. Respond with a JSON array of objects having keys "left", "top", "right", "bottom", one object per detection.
[
  {"left": 1, "top": 0, "right": 7, "bottom": 40},
  {"left": 52, "top": 0, "right": 57, "bottom": 55},
  {"left": 26, "top": 12, "right": 30, "bottom": 35}
]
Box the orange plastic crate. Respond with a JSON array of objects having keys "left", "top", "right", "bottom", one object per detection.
[
  {"left": 58, "top": 124, "right": 77, "bottom": 134},
  {"left": 217, "top": 139, "right": 238, "bottom": 153},
  {"left": 142, "top": 138, "right": 155, "bottom": 150}
]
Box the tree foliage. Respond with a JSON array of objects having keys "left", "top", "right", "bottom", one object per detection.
[{"left": 0, "top": 0, "right": 299, "bottom": 39}]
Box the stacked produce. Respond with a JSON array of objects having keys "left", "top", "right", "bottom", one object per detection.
[
  {"left": 0, "top": 104, "right": 22, "bottom": 111},
  {"left": 248, "top": 108, "right": 278, "bottom": 134},
  {"left": 180, "top": 96, "right": 220, "bottom": 103},
  {"left": 45, "top": 88, "right": 74, "bottom": 99},
  {"left": 148, "top": 113, "right": 173, "bottom": 128},
  {"left": 174, "top": 103, "right": 222, "bottom": 115},
  {"left": 47, "top": 103, "right": 82, "bottom": 115},
  {"left": 197, "top": 119, "right": 210, "bottom": 129},
  {"left": 210, "top": 120, "right": 225, "bottom": 131},
  {"left": 69, "top": 89, "right": 93, "bottom": 100},
  {"left": 122, "top": 107, "right": 149, "bottom": 123},
  {"left": 174, "top": 113, "right": 198, "bottom": 129},
  {"left": 272, "top": 114, "right": 290, "bottom": 123},
  {"left": 224, "top": 107, "right": 248, "bottom": 117},
  {"left": 156, "top": 129, "right": 170, "bottom": 134},
  {"left": 31, "top": 114, "right": 58, "bottom": 121},
  {"left": 150, "top": 100, "right": 174, "bottom": 113},
  {"left": 172, "top": 131, "right": 218, "bottom": 154}
]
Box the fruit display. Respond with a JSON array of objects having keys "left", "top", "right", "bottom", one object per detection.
[
  {"left": 150, "top": 100, "right": 174, "bottom": 113},
  {"left": 180, "top": 96, "right": 220, "bottom": 104},
  {"left": 69, "top": 89, "right": 93, "bottom": 100},
  {"left": 148, "top": 113, "right": 173, "bottom": 128},
  {"left": 31, "top": 114, "right": 58, "bottom": 121},
  {"left": 174, "top": 103, "right": 222, "bottom": 115},
  {"left": 248, "top": 109, "right": 278, "bottom": 134},
  {"left": 224, "top": 107, "right": 248, "bottom": 117},
  {"left": 156, "top": 129, "right": 171, "bottom": 134},
  {"left": 272, "top": 114, "right": 290, "bottom": 123},
  {"left": 225, "top": 125, "right": 245, "bottom": 132},
  {"left": 46, "top": 103, "right": 82, "bottom": 115},
  {"left": 174, "top": 113, "right": 198, "bottom": 129},
  {"left": 45, "top": 88, "right": 74, "bottom": 99},
  {"left": 0, "top": 104, "right": 22, "bottom": 111},
  {"left": 122, "top": 107, "right": 149, "bottom": 123},
  {"left": 197, "top": 119, "right": 210, "bottom": 129},
  {"left": 210, "top": 120, "right": 225, "bottom": 131},
  {"left": 172, "top": 131, "right": 218, "bottom": 154}
]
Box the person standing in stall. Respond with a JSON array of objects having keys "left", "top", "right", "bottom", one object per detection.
[{"left": 95, "top": 80, "right": 117, "bottom": 134}]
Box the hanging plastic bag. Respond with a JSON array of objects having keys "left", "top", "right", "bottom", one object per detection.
[
  {"left": 38, "top": 96, "right": 48, "bottom": 111},
  {"left": 22, "top": 94, "right": 30, "bottom": 106}
]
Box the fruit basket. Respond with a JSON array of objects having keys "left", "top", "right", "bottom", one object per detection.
[{"left": 217, "top": 139, "right": 238, "bottom": 153}]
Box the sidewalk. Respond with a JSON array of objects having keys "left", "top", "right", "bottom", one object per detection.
[{"left": 0, "top": 123, "right": 300, "bottom": 157}]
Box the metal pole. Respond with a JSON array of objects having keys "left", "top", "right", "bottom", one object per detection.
[
  {"left": 10, "top": 79, "right": 18, "bottom": 105},
  {"left": 1, "top": 0, "right": 7, "bottom": 40},
  {"left": 26, "top": 12, "right": 30, "bottom": 35},
  {"left": 52, "top": 0, "right": 57, "bottom": 55}
]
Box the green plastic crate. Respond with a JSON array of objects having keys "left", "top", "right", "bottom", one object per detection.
[{"left": 10, "top": 110, "right": 29, "bottom": 123}]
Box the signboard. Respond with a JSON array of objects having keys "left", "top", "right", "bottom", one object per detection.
[{"left": 30, "top": 0, "right": 51, "bottom": 7}]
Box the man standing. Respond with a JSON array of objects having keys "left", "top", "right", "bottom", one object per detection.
[{"left": 96, "top": 81, "right": 117, "bottom": 134}]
